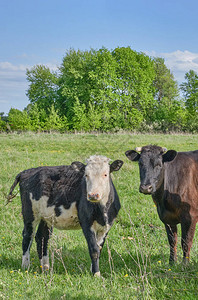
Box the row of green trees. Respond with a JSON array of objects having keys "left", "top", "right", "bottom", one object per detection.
[{"left": 1, "top": 47, "right": 198, "bottom": 132}]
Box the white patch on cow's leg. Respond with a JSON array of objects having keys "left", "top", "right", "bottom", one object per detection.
[
  {"left": 40, "top": 255, "right": 49, "bottom": 271},
  {"left": 22, "top": 251, "right": 30, "bottom": 269},
  {"left": 90, "top": 264, "right": 101, "bottom": 277},
  {"left": 91, "top": 221, "right": 110, "bottom": 248},
  {"left": 94, "top": 271, "right": 101, "bottom": 277}
]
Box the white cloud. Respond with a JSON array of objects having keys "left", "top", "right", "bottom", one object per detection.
[
  {"left": 0, "top": 62, "right": 28, "bottom": 72},
  {"left": 0, "top": 62, "right": 29, "bottom": 114},
  {"left": 0, "top": 61, "right": 59, "bottom": 114},
  {"left": 147, "top": 50, "right": 198, "bottom": 84}
]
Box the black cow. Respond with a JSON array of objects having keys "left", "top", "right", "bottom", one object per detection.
[
  {"left": 125, "top": 145, "right": 198, "bottom": 264},
  {"left": 7, "top": 155, "right": 123, "bottom": 276}
]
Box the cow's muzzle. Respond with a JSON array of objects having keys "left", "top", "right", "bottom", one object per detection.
[
  {"left": 139, "top": 184, "right": 153, "bottom": 194},
  {"left": 87, "top": 193, "right": 100, "bottom": 202}
]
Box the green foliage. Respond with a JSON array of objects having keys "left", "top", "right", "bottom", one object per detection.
[
  {"left": 3, "top": 47, "right": 195, "bottom": 133},
  {"left": 26, "top": 65, "right": 59, "bottom": 112},
  {"left": 44, "top": 105, "right": 69, "bottom": 132},
  {"left": 0, "top": 116, "right": 6, "bottom": 131},
  {"left": 180, "top": 70, "right": 198, "bottom": 116},
  {"left": 112, "top": 47, "right": 156, "bottom": 120},
  {"left": 153, "top": 57, "right": 179, "bottom": 104},
  {"left": 25, "top": 103, "right": 44, "bottom": 130},
  {"left": 72, "top": 98, "right": 90, "bottom": 131},
  {"left": 87, "top": 102, "right": 102, "bottom": 131},
  {"left": 7, "top": 104, "right": 69, "bottom": 132},
  {"left": 58, "top": 49, "right": 94, "bottom": 120},
  {"left": 8, "top": 108, "right": 31, "bottom": 130},
  {"left": 152, "top": 100, "right": 187, "bottom": 132}
]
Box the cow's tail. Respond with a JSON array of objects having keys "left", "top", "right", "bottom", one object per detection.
[{"left": 6, "top": 173, "right": 21, "bottom": 205}]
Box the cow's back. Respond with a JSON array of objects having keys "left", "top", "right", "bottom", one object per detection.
[{"left": 19, "top": 165, "right": 84, "bottom": 229}]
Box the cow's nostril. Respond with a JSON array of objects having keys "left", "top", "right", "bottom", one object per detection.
[
  {"left": 139, "top": 185, "right": 153, "bottom": 194},
  {"left": 88, "top": 193, "right": 100, "bottom": 201}
]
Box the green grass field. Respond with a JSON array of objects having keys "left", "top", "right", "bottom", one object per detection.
[{"left": 1, "top": 132, "right": 198, "bottom": 299}]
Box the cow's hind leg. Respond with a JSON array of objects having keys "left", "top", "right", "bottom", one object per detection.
[
  {"left": 35, "top": 220, "right": 52, "bottom": 271},
  {"left": 22, "top": 220, "right": 37, "bottom": 269},
  {"left": 181, "top": 218, "right": 196, "bottom": 264},
  {"left": 165, "top": 224, "right": 177, "bottom": 264}
]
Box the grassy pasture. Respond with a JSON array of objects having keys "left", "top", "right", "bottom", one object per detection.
[{"left": 0, "top": 132, "right": 198, "bottom": 299}]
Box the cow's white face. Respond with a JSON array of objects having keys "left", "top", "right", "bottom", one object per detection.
[
  {"left": 85, "top": 156, "right": 111, "bottom": 205},
  {"left": 72, "top": 155, "right": 123, "bottom": 205}
]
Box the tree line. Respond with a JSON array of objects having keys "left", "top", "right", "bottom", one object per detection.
[{"left": 1, "top": 47, "right": 198, "bottom": 132}]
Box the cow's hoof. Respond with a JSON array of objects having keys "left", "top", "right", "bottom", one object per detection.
[
  {"left": 42, "top": 264, "right": 50, "bottom": 272},
  {"left": 22, "top": 254, "right": 30, "bottom": 269},
  {"left": 94, "top": 271, "right": 101, "bottom": 277},
  {"left": 40, "top": 256, "right": 49, "bottom": 271}
]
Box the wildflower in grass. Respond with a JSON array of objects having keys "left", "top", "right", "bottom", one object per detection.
[
  {"left": 124, "top": 274, "right": 128, "bottom": 277},
  {"left": 34, "top": 272, "right": 37, "bottom": 274},
  {"left": 10, "top": 271, "right": 14, "bottom": 274},
  {"left": 25, "top": 270, "right": 28, "bottom": 273},
  {"left": 158, "top": 260, "right": 161, "bottom": 264}
]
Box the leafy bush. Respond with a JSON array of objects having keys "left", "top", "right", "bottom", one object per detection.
[
  {"left": 8, "top": 109, "right": 31, "bottom": 131},
  {"left": 0, "top": 117, "right": 6, "bottom": 131}
]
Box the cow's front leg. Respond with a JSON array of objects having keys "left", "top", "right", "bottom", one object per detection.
[
  {"left": 82, "top": 226, "right": 101, "bottom": 277},
  {"left": 181, "top": 218, "right": 196, "bottom": 264},
  {"left": 165, "top": 224, "right": 177, "bottom": 264}
]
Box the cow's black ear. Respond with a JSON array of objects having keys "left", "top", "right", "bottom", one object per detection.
[
  {"left": 125, "top": 150, "right": 140, "bottom": 162},
  {"left": 162, "top": 150, "right": 177, "bottom": 163},
  {"left": 110, "top": 160, "right": 123, "bottom": 173},
  {"left": 71, "top": 161, "right": 85, "bottom": 172}
]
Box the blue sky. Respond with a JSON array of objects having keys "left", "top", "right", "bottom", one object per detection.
[{"left": 1, "top": 0, "right": 198, "bottom": 114}]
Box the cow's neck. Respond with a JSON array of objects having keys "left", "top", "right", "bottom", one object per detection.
[
  {"left": 152, "top": 178, "right": 167, "bottom": 223},
  {"left": 152, "top": 177, "right": 178, "bottom": 224}
]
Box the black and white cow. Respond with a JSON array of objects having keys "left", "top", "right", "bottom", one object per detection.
[{"left": 7, "top": 155, "right": 123, "bottom": 276}]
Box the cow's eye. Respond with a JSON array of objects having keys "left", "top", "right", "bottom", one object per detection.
[{"left": 104, "top": 174, "right": 108, "bottom": 177}]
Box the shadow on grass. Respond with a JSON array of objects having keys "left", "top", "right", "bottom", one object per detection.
[
  {"left": 49, "top": 291, "right": 101, "bottom": 300},
  {"left": 0, "top": 254, "right": 21, "bottom": 270},
  {"left": 2, "top": 238, "right": 198, "bottom": 282}
]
